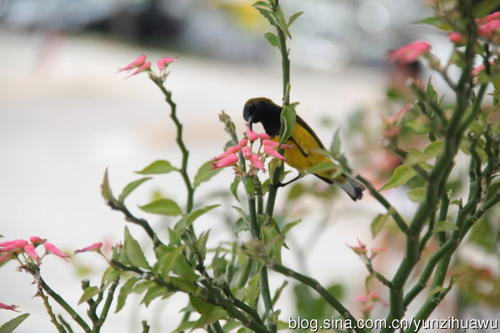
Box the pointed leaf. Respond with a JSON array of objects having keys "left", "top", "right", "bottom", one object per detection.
[
  {"left": 194, "top": 161, "right": 222, "bottom": 188},
  {"left": 380, "top": 165, "right": 417, "bottom": 191},
  {"left": 0, "top": 313, "right": 30, "bottom": 333},
  {"left": 329, "top": 128, "right": 341, "bottom": 156},
  {"left": 139, "top": 199, "right": 182, "bottom": 216},
  {"left": 174, "top": 205, "right": 220, "bottom": 234},
  {"left": 230, "top": 177, "right": 241, "bottom": 202},
  {"left": 136, "top": 160, "right": 177, "bottom": 175},
  {"left": 142, "top": 286, "right": 170, "bottom": 307},
  {"left": 100, "top": 169, "right": 114, "bottom": 201},
  {"left": 407, "top": 187, "right": 426, "bottom": 203},
  {"left": 370, "top": 209, "right": 394, "bottom": 238},
  {"left": 279, "top": 103, "right": 297, "bottom": 144},
  {"left": 119, "top": 177, "right": 152, "bottom": 202},
  {"left": 287, "top": 11, "right": 303, "bottom": 27},
  {"left": 78, "top": 286, "right": 100, "bottom": 305},
  {"left": 115, "top": 277, "right": 139, "bottom": 312},
  {"left": 306, "top": 162, "right": 338, "bottom": 175},
  {"left": 124, "top": 227, "right": 150, "bottom": 269},
  {"left": 264, "top": 32, "right": 280, "bottom": 48},
  {"left": 158, "top": 246, "right": 184, "bottom": 278}
]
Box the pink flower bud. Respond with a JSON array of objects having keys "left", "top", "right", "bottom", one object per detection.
[
  {"left": 157, "top": 57, "right": 176, "bottom": 71},
  {"left": 117, "top": 55, "right": 147, "bottom": 72},
  {"left": 347, "top": 239, "right": 367, "bottom": 255},
  {"left": 448, "top": 32, "right": 465, "bottom": 44},
  {"left": 241, "top": 146, "right": 251, "bottom": 158},
  {"left": 0, "top": 253, "right": 11, "bottom": 263},
  {"left": 357, "top": 294, "right": 369, "bottom": 303},
  {"left": 245, "top": 127, "right": 259, "bottom": 141},
  {"left": 478, "top": 20, "right": 500, "bottom": 37},
  {"left": 23, "top": 244, "right": 40, "bottom": 263},
  {"left": 0, "top": 240, "right": 28, "bottom": 253},
  {"left": 384, "top": 103, "right": 411, "bottom": 125},
  {"left": 75, "top": 242, "right": 103, "bottom": 254},
  {"left": 249, "top": 154, "right": 265, "bottom": 170},
  {"left": 477, "top": 11, "right": 500, "bottom": 25},
  {"left": 30, "top": 236, "right": 47, "bottom": 247},
  {"left": 44, "top": 242, "right": 70, "bottom": 261},
  {"left": 387, "top": 41, "right": 431, "bottom": 64},
  {"left": 369, "top": 291, "right": 388, "bottom": 306},
  {"left": 258, "top": 133, "right": 271, "bottom": 140},
  {"left": 0, "top": 303, "right": 20, "bottom": 312},
  {"left": 262, "top": 139, "right": 279, "bottom": 148},
  {"left": 237, "top": 139, "right": 248, "bottom": 148},
  {"left": 214, "top": 144, "right": 243, "bottom": 160},
  {"left": 264, "top": 146, "right": 286, "bottom": 160},
  {"left": 126, "top": 61, "right": 151, "bottom": 78},
  {"left": 212, "top": 154, "right": 239, "bottom": 169}
]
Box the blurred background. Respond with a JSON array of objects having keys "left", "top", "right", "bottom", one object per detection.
[{"left": 1, "top": 0, "right": 498, "bottom": 332}]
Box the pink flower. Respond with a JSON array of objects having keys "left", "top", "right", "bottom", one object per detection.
[
  {"left": 157, "top": 57, "right": 176, "bottom": 71},
  {"left": 245, "top": 127, "right": 260, "bottom": 141},
  {"left": 0, "top": 253, "right": 11, "bottom": 263},
  {"left": 369, "top": 291, "right": 388, "bottom": 306},
  {"left": 472, "top": 61, "right": 495, "bottom": 76},
  {"left": 348, "top": 239, "right": 367, "bottom": 255},
  {"left": 30, "top": 236, "right": 47, "bottom": 247},
  {"left": 44, "top": 242, "right": 70, "bottom": 261},
  {"left": 212, "top": 154, "right": 239, "bottom": 169},
  {"left": 387, "top": 41, "right": 431, "bottom": 64},
  {"left": 477, "top": 11, "right": 500, "bottom": 25},
  {"left": 478, "top": 20, "right": 500, "bottom": 38},
  {"left": 0, "top": 240, "right": 28, "bottom": 253},
  {"left": 384, "top": 103, "right": 411, "bottom": 126},
  {"left": 214, "top": 140, "right": 247, "bottom": 161},
  {"left": 249, "top": 154, "right": 265, "bottom": 170},
  {"left": 264, "top": 146, "right": 286, "bottom": 160},
  {"left": 241, "top": 146, "right": 251, "bottom": 158},
  {"left": 23, "top": 244, "right": 40, "bottom": 263},
  {"left": 237, "top": 139, "right": 248, "bottom": 148},
  {"left": 127, "top": 61, "right": 151, "bottom": 78},
  {"left": 0, "top": 303, "right": 20, "bottom": 312},
  {"left": 262, "top": 139, "right": 279, "bottom": 148},
  {"left": 357, "top": 294, "right": 369, "bottom": 303},
  {"left": 448, "top": 32, "right": 465, "bottom": 44},
  {"left": 75, "top": 242, "right": 103, "bottom": 254},
  {"left": 117, "top": 55, "right": 147, "bottom": 72},
  {"left": 258, "top": 133, "right": 271, "bottom": 140}
]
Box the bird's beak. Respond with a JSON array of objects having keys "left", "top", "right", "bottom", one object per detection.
[{"left": 247, "top": 115, "right": 254, "bottom": 131}]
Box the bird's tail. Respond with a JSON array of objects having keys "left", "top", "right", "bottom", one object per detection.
[{"left": 336, "top": 174, "right": 365, "bottom": 201}]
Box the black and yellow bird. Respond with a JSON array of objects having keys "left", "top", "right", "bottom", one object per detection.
[{"left": 243, "top": 97, "right": 364, "bottom": 201}]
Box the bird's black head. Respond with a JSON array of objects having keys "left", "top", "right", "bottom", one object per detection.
[{"left": 243, "top": 97, "right": 282, "bottom": 136}]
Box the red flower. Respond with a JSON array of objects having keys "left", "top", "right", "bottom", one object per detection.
[
  {"left": 212, "top": 154, "right": 239, "bottom": 169},
  {"left": 0, "top": 303, "right": 20, "bottom": 312},
  {"left": 448, "top": 32, "right": 465, "bottom": 44},
  {"left": 387, "top": 41, "right": 431, "bottom": 64},
  {"left": 75, "top": 242, "right": 103, "bottom": 254},
  {"left": 44, "top": 242, "right": 70, "bottom": 261},
  {"left": 0, "top": 239, "right": 28, "bottom": 253},
  {"left": 117, "top": 55, "right": 147, "bottom": 72},
  {"left": 30, "top": 236, "right": 47, "bottom": 247}
]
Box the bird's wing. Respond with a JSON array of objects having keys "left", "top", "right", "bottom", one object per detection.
[{"left": 295, "top": 115, "right": 326, "bottom": 149}]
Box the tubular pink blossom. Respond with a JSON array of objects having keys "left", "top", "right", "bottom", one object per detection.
[
  {"left": 478, "top": 20, "right": 500, "bottom": 37},
  {"left": 0, "top": 240, "right": 28, "bottom": 253},
  {"left": 238, "top": 139, "right": 248, "bottom": 148},
  {"left": 357, "top": 294, "right": 369, "bottom": 303},
  {"left": 23, "top": 244, "right": 40, "bottom": 263},
  {"left": 0, "top": 303, "right": 20, "bottom": 312},
  {"left": 448, "top": 32, "right": 465, "bottom": 44},
  {"left": 245, "top": 127, "right": 259, "bottom": 141},
  {"left": 264, "top": 146, "right": 286, "bottom": 160},
  {"left": 212, "top": 154, "right": 239, "bottom": 169},
  {"left": 385, "top": 103, "right": 411, "bottom": 125},
  {"left": 44, "top": 242, "right": 70, "bottom": 261},
  {"left": 117, "top": 55, "right": 147, "bottom": 72},
  {"left": 157, "top": 57, "right": 176, "bottom": 71},
  {"left": 477, "top": 11, "right": 500, "bottom": 25},
  {"left": 249, "top": 154, "right": 265, "bottom": 170},
  {"left": 126, "top": 61, "right": 151, "bottom": 78},
  {"left": 262, "top": 139, "right": 279, "bottom": 148},
  {"left": 241, "top": 146, "right": 251, "bottom": 158},
  {"left": 30, "top": 236, "right": 47, "bottom": 247},
  {"left": 214, "top": 145, "right": 242, "bottom": 160},
  {"left": 258, "top": 133, "right": 271, "bottom": 140},
  {"left": 387, "top": 41, "right": 431, "bottom": 64},
  {"left": 75, "top": 242, "right": 103, "bottom": 254},
  {"left": 347, "top": 239, "right": 367, "bottom": 255}
]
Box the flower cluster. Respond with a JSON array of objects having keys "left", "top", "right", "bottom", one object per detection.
[
  {"left": 357, "top": 291, "right": 388, "bottom": 315},
  {"left": 348, "top": 239, "right": 386, "bottom": 260},
  {"left": 118, "top": 54, "right": 176, "bottom": 79},
  {"left": 212, "top": 127, "right": 289, "bottom": 175},
  {"left": 0, "top": 236, "right": 70, "bottom": 264}
]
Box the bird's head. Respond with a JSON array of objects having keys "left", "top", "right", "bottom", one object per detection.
[{"left": 243, "top": 97, "right": 279, "bottom": 132}]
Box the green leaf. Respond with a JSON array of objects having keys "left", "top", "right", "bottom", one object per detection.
[
  {"left": 132, "top": 281, "right": 156, "bottom": 294},
  {"left": 142, "top": 286, "right": 170, "bottom": 307},
  {"left": 136, "top": 160, "right": 177, "bottom": 175},
  {"left": 287, "top": 11, "right": 303, "bottom": 27},
  {"left": 407, "top": 187, "right": 426, "bottom": 203},
  {"left": 230, "top": 177, "right": 240, "bottom": 202},
  {"left": 274, "top": 8, "right": 291, "bottom": 38},
  {"left": 124, "top": 227, "right": 150, "bottom": 269},
  {"left": 434, "top": 221, "right": 458, "bottom": 233},
  {"left": 174, "top": 205, "right": 220, "bottom": 234},
  {"left": 282, "top": 219, "right": 301, "bottom": 235},
  {"left": 190, "top": 296, "right": 226, "bottom": 328},
  {"left": 100, "top": 169, "right": 114, "bottom": 201},
  {"left": 0, "top": 313, "right": 30, "bottom": 333},
  {"left": 172, "top": 256, "right": 198, "bottom": 282},
  {"left": 264, "top": 32, "right": 280, "bottom": 48},
  {"left": 329, "top": 128, "right": 341, "bottom": 156},
  {"left": 417, "top": 16, "right": 453, "bottom": 30},
  {"left": 243, "top": 273, "right": 260, "bottom": 307},
  {"left": 158, "top": 246, "right": 184, "bottom": 278},
  {"left": 370, "top": 209, "right": 394, "bottom": 238},
  {"left": 279, "top": 103, "right": 297, "bottom": 144},
  {"left": 118, "top": 177, "right": 152, "bottom": 202},
  {"left": 194, "top": 161, "right": 222, "bottom": 188},
  {"left": 101, "top": 267, "right": 120, "bottom": 288},
  {"left": 115, "top": 277, "right": 139, "bottom": 312},
  {"left": 139, "top": 198, "right": 182, "bottom": 216},
  {"left": 78, "top": 286, "right": 100, "bottom": 305},
  {"left": 380, "top": 165, "right": 417, "bottom": 191},
  {"left": 306, "top": 162, "right": 339, "bottom": 175},
  {"left": 405, "top": 141, "right": 444, "bottom": 166}
]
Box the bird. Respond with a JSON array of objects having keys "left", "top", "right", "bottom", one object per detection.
[{"left": 243, "top": 97, "right": 364, "bottom": 201}]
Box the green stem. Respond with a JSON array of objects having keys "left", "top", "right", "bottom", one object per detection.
[
  {"left": 93, "top": 278, "right": 120, "bottom": 332},
  {"left": 58, "top": 315, "right": 74, "bottom": 333},
  {"left": 38, "top": 285, "right": 67, "bottom": 333}
]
